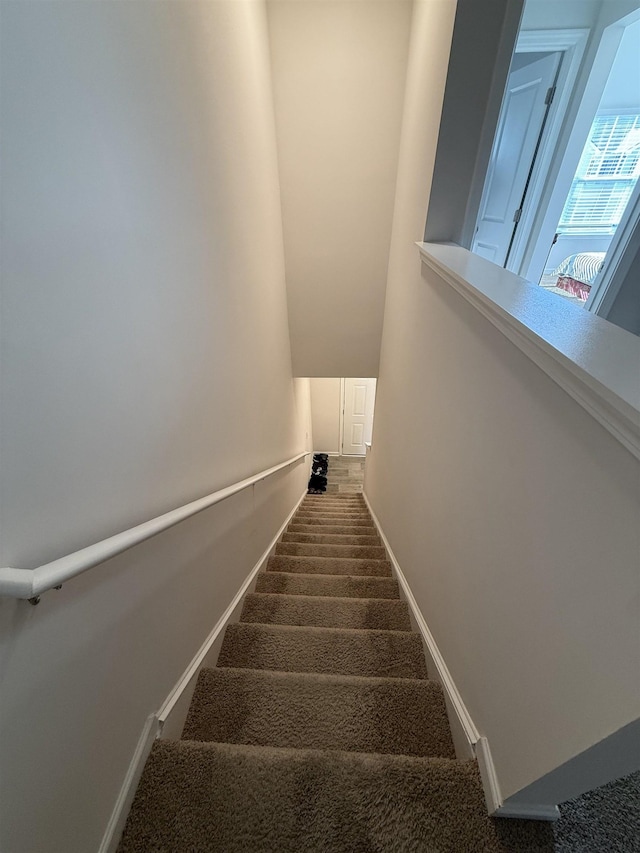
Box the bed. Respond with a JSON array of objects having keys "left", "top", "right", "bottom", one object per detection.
[{"left": 552, "top": 252, "right": 606, "bottom": 301}]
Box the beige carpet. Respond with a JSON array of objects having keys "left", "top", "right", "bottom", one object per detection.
[{"left": 118, "top": 494, "right": 554, "bottom": 852}]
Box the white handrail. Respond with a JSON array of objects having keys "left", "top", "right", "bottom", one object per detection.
[{"left": 0, "top": 452, "right": 311, "bottom": 602}]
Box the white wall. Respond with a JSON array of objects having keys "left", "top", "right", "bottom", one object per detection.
[
  {"left": 520, "top": 0, "right": 600, "bottom": 30},
  {"left": 366, "top": 0, "right": 640, "bottom": 807},
  {"left": 607, "top": 237, "right": 640, "bottom": 335},
  {"left": 600, "top": 16, "right": 640, "bottom": 109},
  {"left": 0, "top": 2, "right": 310, "bottom": 850},
  {"left": 424, "top": 0, "right": 524, "bottom": 246},
  {"left": 267, "top": 0, "right": 412, "bottom": 377},
  {"left": 310, "top": 378, "right": 342, "bottom": 453}
]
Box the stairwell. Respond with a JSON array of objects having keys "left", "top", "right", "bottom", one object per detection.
[{"left": 118, "top": 494, "right": 551, "bottom": 852}]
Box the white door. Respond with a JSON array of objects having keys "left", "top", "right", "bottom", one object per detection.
[
  {"left": 473, "top": 52, "right": 561, "bottom": 267},
  {"left": 341, "top": 378, "right": 376, "bottom": 456}
]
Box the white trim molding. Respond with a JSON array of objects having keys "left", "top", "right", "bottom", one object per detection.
[
  {"left": 476, "top": 738, "right": 560, "bottom": 821},
  {"left": 98, "top": 715, "right": 158, "bottom": 853},
  {"left": 0, "top": 452, "right": 310, "bottom": 601},
  {"left": 99, "top": 489, "right": 307, "bottom": 853},
  {"left": 417, "top": 243, "right": 640, "bottom": 461},
  {"left": 364, "top": 491, "right": 562, "bottom": 822}
]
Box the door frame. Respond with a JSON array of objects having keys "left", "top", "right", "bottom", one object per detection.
[
  {"left": 338, "top": 378, "right": 345, "bottom": 456},
  {"left": 502, "top": 29, "right": 589, "bottom": 276},
  {"left": 585, "top": 180, "right": 640, "bottom": 316}
]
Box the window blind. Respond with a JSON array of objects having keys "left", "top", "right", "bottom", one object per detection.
[{"left": 559, "top": 113, "right": 640, "bottom": 233}]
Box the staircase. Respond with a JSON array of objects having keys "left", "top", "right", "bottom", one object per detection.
[{"left": 118, "top": 494, "right": 550, "bottom": 852}]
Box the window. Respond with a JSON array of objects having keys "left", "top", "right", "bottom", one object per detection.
[{"left": 559, "top": 114, "right": 640, "bottom": 234}]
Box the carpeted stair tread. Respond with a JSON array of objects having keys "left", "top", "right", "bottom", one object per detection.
[
  {"left": 282, "top": 531, "right": 381, "bottom": 545},
  {"left": 298, "top": 503, "right": 369, "bottom": 510},
  {"left": 302, "top": 493, "right": 365, "bottom": 500},
  {"left": 288, "top": 522, "right": 377, "bottom": 536},
  {"left": 299, "top": 500, "right": 366, "bottom": 507},
  {"left": 217, "top": 622, "right": 428, "bottom": 678},
  {"left": 240, "top": 592, "right": 411, "bottom": 630},
  {"left": 293, "top": 506, "right": 373, "bottom": 524},
  {"left": 301, "top": 500, "right": 366, "bottom": 507},
  {"left": 292, "top": 518, "right": 376, "bottom": 529},
  {"left": 182, "top": 667, "right": 455, "bottom": 757},
  {"left": 255, "top": 571, "right": 400, "bottom": 599},
  {"left": 268, "top": 554, "right": 392, "bottom": 577},
  {"left": 118, "top": 739, "right": 553, "bottom": 853},
  {"left": 302, "top": 503, "right": 366, "bottom": 510},
  {"left": 275, "top": 541, "right": 386, "bottom": 559},
  {"left": 293, "top": 517, "right": 374, "bottom": 528},
  {"left": 295, "top": 510, "right": 372, "bottom": 519},
  {"left": 302, "top": 496, "right": 365, "bottom": 503}
]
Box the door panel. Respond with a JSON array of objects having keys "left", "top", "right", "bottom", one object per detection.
[
  {"left": 341, "top": 378, "right": 376, "bottom": 456},
  {"left": 473, "top": 52, "right": 561, "bottom": 267}
]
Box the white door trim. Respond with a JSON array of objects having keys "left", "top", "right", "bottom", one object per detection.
[
  {"left": 339, "top": 378, "right": 345, "bottom": 456},
  {"left": 585, "top": 179, "right": 640, "bottom": 316},
  {"left": 341, "top": 379, "right": 376, "bottom": 456},
  {"left": 506, "top": 29, "right": 589, "bottom": 276}
]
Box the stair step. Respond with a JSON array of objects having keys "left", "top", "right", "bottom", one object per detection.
[
  {"left": 287, "top": 523, "right": 376, "bottom": 536},
  {"left": 275, "top": 541, "right": 386, "bottom": 560},
  {"left": 296, "top": 507, "right": 370, "bottom": 516},
  {"left": 119, "top": 740, "right": 524, "bottom": 853},
  {"left": 255, "top": 571, "right": 400, "bottom": 599},
  {"left": 291, "top": 516, "right": 375, "bottom": 528},
  {"left": 282, "top": 532, "right": 381, "bottom": 546},
  {"left": 301, "top": 501, "right": 365, "bottom": 509},
  {"left": 182, "top": 668, "right": 454, "bottom": 758},
  {"left": 217, "top": 623, "right": 428, "bottom": 678},
  {"left": 268, "top": 554, "right": 391, "bottom": 577},
  {"left": 241, "top": 592, "right": 410, "bottom": 630},
  {"left": 302, "top": 495, "right": 364, "bottom": 501}
]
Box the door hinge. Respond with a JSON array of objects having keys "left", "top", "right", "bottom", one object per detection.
[
  {"left": 545, "top": 85, "right": 556, "bottom": 106},
  {"left": 513, "top": 208, "right": 522, "bottom": 224}
]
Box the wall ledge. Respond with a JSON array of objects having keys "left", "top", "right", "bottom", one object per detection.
[{"left": 417, "top": 242, "right": 640, "bottom": 461}]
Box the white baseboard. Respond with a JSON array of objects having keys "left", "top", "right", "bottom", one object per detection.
[
  {"left": 98, "top": 714, "right": 158, "bottom": 853},
  {"left": 99, "top": 489, "right": 307, "bottom": 853},
  {"left": 476, "top": 738, "right": 559, "bottom": 821},
  {"left": 362, "top": 493, "right": 560, "bottom": 822}
]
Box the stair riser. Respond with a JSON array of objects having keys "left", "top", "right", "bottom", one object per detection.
[
  {"left": 276, "top": 543, "right": 386, "bottom": 560},
  {"left": 182, "top": 668, "right": 454, "bottom": 758},
  {"left": 268, "top": 555, "right": 392, "bottom": 577},
  {"left": 287, "top": 525, "right": 376, "bottom": 537},
  {"left": 282, "top": 533, "right": 381, "bottom": 546},
  {"left": 303, "top": 495, "right": 364, "bottom": 501},
  {"left": 295, "top": 510, "right": 371, "bottom": 518},
  {"left": 240, "top": 593, "right": 411, "bottom": 631},
  {"left": 302, "top": 502, "right": 365, "bottom": 507},
  {"left": 255, "top": 572, "right": 400, "bottom": 599},
  {"left": 292, "top": 517, "right": 375, "bottom": 527}
]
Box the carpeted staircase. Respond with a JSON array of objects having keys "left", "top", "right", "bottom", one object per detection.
[{"left": 118, "top": 494, "right": 552, "bottom": 852}]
